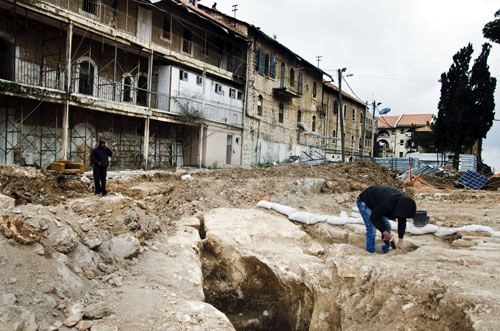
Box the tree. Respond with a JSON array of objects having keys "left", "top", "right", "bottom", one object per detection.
[
  {"left": 433, "top": 44, "right": 474, "bottom": 169},
  {"left": 433, "top": 43, "right": 497, "bottom": 170},
  {"left": 483, "top": 9, "right": 500, "bottom": 44},
  {"left": 468, "top": 43, "right": 496, "bottom": 169}
]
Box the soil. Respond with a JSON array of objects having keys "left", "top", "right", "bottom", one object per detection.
[{"left": 0, "top": 161, "right": 499, "bottom": 330}]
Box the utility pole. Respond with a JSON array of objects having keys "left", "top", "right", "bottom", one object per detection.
[
  {"left": 316, "top": 56, "right": 322, "bottom": 68},
  {"left": 338, "top": 68, "right": 346, "bottom": 162},
  {"left": 370, "top": 101, "right": 381, "bottom": 157},
  {"left": 360, "top": 101, "right": 368, "bottom": 158}
]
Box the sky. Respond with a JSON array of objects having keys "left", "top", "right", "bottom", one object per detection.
[{"left": 208, "top": 0, "right": 500, "bottom": 172}]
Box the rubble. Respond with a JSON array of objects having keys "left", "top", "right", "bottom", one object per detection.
[{"left": 0, "top": 163, "right": 499, "bottom": 330}]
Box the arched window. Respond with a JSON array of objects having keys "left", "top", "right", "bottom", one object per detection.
[
  {"left": 289, "top": 68, "right": 295, "bottom": 87},
  {"left": 280, "top": 63, "right": 286, "bottom": 88},
  {"left": 333, "top": 100, "right": 338, "bottom": 114},
  {"left": 257, "top": 95, "right": 263, "bottom": 116},
  {"left": 78, "top": 60, "right": 95, "bottom": 95},
  {"left": 312, "top": 81, "right": 317, "bottom": 98},
  {"left": 312, "top": 115, "right": 316, "bottom": 132},
  {"left": 136, "top": 74, "right": 148, "bottom": 106},
  {"left": 332, "top": 130, "right": 337, "bottom": 143},
  {"left": 352, "top": 108, "right": 356, "bottom": 122},
  {"left": 297, "top": 109, "right": 302, "bottom": 123}
]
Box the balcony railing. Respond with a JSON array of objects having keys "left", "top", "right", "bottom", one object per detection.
[{"left": 42, "top": 0, "right": 246, "bottom": 78}]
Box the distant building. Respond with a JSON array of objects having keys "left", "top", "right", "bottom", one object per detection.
[{"left": 376, "top": 113, "right": 433, "bottom": 157}]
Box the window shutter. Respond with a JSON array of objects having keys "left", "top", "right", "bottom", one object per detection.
[
  {"left": 269, "top": 54, "right": 277, "bottom": 78},
  {"left": 258, "top": 50, "right": 266, "bottom": 75}
]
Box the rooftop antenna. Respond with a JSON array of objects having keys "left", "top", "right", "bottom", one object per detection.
[
  {"left": 232, "top": 4, "right": 238, "bottom": 18},
  {"left": 316, "top": 55, "right": 322, "bottom": 68}
]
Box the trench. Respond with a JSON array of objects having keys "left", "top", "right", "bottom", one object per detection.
[{"left": 198, "top": 219, "right": 475, "bottom": 331}]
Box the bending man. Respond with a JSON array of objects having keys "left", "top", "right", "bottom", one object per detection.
[{"left": 357, "top": 185, "right": 417, "bottom": 253}]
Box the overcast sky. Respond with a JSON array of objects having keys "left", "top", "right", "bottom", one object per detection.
[{"left": 210, "top": 0, "right": 500, "bottom": 172}]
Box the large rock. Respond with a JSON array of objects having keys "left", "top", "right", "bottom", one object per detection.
[{"left": 109, "top": 234, "right": 140, "bottom": 259}]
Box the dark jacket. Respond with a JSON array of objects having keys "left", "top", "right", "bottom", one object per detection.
[
  {"left": 91, "top": 145, "right": 112, "bottom": 168},
  {"left": 358, "top": 185, "right": 416, "bottom": 238}
]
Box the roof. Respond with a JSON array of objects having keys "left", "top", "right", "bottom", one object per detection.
[
  {"left": 323, "top": 81, "right": 365, "bottom": 107},
  {"left": 377, "top": 113, "right": 433, "bottom": 129}
]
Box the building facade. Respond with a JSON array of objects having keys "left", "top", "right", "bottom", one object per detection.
[
  {"left": 1, "top": 0, "right": 373, "bottom": 169},
  {"left": 0, "top": 0, "right": 246, "bottom": 169},
  {"left": 376, "top": 113, "right": 433, "bottom": 157}
]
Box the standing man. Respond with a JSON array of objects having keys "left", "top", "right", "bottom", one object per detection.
[
  {"left": 357, "top": 185, "right": 417, "bottom": 253},
  {"left": 91, "top": 139, "right": 113, "bottom": 196}
]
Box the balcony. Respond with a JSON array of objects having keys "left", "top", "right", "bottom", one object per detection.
[{"left": 272, "top": 87, "right": 299, "bottom": 99}]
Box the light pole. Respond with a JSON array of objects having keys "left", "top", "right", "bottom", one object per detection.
[
  {"left": 338, "top": 68, "right": 346, "bottom": 162},
  {"left": 370, "top": 101, "right": 381, "bottom": 157}
]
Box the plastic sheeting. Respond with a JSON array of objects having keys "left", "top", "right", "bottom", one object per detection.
[{"left": 256, "top": 201, "right": 500, "bottom": 238}]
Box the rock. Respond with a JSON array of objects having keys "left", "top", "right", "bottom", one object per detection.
[
  {"left": 0, "top": 305, "right": 38, "bottom": 331},
  {"left": 0, "top": 214, "right": 40, "bottom": 245},
  {"left": 0, "top": 194, "right": 15, "bottom": 209},
  {"left": 77, "top": 320, "right": 93, "bottom": 330},
  {"left": 33, "top": 243, "right": 45, "bottom": 255},
  {"left": 84, "top": 302, "right": 113, "bottom": 319},
  {"left": 63, "top": 312, "right": 84, "bottom": 327},
  {"left": 109, "top": 234, "right": 140, "bottom": 259},
  {"left": 47, "top": 225, "right": 78, "bottom": 253}
]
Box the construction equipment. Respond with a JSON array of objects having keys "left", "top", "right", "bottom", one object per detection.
[{"left": 50, "top": 160, "right": 85, "bottom": 174}]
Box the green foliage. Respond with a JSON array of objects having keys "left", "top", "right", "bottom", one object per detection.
[
  {"left": 254, "top": 162, "right": 274, "bottom": 168},
  {"left": 483, "top": 9, "right": 500, "bottom": 44},
  {"left": 433, "top": 43, "right": 496, "bottom": 169},
  {"left": 206, "top": 161, "right": 221, "bottom": 170}
]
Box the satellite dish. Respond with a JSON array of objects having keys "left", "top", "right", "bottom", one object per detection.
[{"left": 379, "top": 108, "right": 391, "bottom": 115}]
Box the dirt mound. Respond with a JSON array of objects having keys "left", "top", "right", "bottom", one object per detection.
[{"left": 0, "top": 165, "right": 90, "bottom": 205}]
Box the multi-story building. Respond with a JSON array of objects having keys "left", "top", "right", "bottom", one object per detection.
[
  {"left": 1, "top": 0, "right": 373, "bottom": 169},
  {"left": 191, "top": 1, "right": 372, "bottom": 165},
  {"left": 376, "top": 113, "right": 433, "bottom": 157},
  {"left": 0, "top": 0, "right": 247, "bottom": 169}
]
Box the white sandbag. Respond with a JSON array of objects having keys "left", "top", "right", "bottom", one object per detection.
[{"left": 289, "top": 211, "right": 325, "bottom": 225}]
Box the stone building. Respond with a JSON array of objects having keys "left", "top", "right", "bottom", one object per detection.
[
  {"left": 0, "top": 0, "right": 373, "bottom": 169},
  {"left": 0, "top": 0, "right": 247, "bottom": 169},
  {"left": 192, "top": 1, "right": 372, "bottom": 165},
  {"left": 376, "top": 113, "right": 433, "bottom": 157}
]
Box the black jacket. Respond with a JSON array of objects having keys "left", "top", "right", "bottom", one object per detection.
[
  {"left": 91, "top": 146, "right": 112, "bottom": 167},
  {"left": 358, "top": 185, "right": 416, "bottom": 238}
]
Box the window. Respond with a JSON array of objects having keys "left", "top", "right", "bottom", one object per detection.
[
  {"left": 333, "top": 100, "right": 338, "bottom": 114},
  {"left": 352, "top": 108, "right": 356, "bottom": 122},
  {"left": 179, "top": 70, "right": 188, "bottom": 81},
  {"left": 264, "top": 53, "right": 270, "bottom": 76},
  {"left": 297, "top": 109, "right": 302, "bottom": 123},
  {"left": 298, "top": 73, "right": 303, "bottom": 94},
  {"left": 182, "top": 29, "right": 192, "bottom": 54},
  {"left": 351, "top": 136, "right": 355, "bottom": 148},
  {"left": 229, "top": 88, "right": 236, "bottom": 98},
  {"left": 257, "top": 95, "right": 263, "bottom": 116},
  {"left": 332, "top": 129, "right": 336, "bottom": 138},
  {"left": 278, "top": 103, "right": 284, "bottom": 123},
  {"left": 399, "top": 152, "right": 404, "bottom": 157},
  {"left": 312, "top": 115, "right": 316, "bottom": 132},
  {"left": 256, "top": 49, "right": 265, "bottom": 75},
  {"left": 269, "top": 54, "right": 277, "bottom": 78},
  {"left": 162, "top": 15, "right": 171, "bottom": 39},
  {"left": 289, "top": 68, "right": 295, "bottom": 86},
  {"left": 343, "top": 105, "right": 347, "bottom": 118},
  {"left": 0, "top": 38, "right": 14, "bottom": 80},
  {"left": 78, "top": 61, "right": 94, "bottom": 95},
  {"left": 215, "top": 83, "right": 223, "bottom": 95},
  {"left": 400, "top": 139, "right": 404, "bottom": 145},
  {"left": 82, "top": 0, "right": 97, "bottom": 14},
  {"left": 196, "top": 76, "right": 203, "bottom": 85},
  {"left": 122, "top": 76, "right": 132, "bottom": 102},
  {"left": 312, "top": 82, "right": 317, "bottom": 99},
  {"left": 237, "top": 91, "right": 243, "bottom": 100},
  {"left": 136, "top": 75, "right": 148, "bottom": 106}
]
